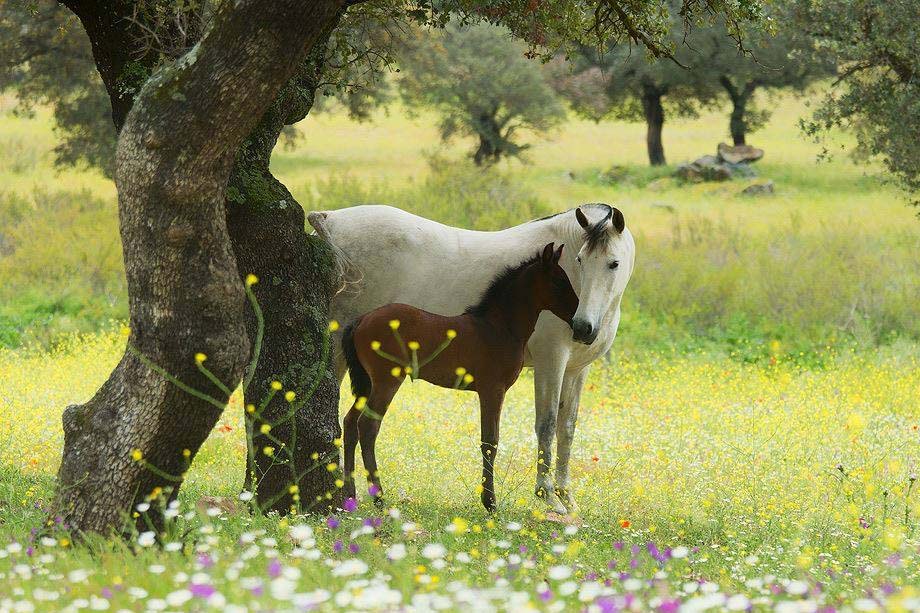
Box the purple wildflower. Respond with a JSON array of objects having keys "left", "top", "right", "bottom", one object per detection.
[
  {"left": 100, "top": 587, "right": 113, "bottom": 599},
  {"left": 596, "top": 596, "right": 619, "bottom": 613},
  {"left": 197, "top": 553, "right": 214, "bottom": 568},
  {"left": 349, "top": 542, "right": 360, "bottom": 554},
  {"left": 658, "top": 599, "right": 680, "bottom": 613},
  {"left": 326, "top": 516, "right": 340, "bottom": 530},
  {"left": 368, "top": 484, "right": 381, "bottom": 497},
  {"left": 342, "top": 498, "right": 358, "bottom": 513},
  {"left": 190, "top": 583, "right": 216, "bottom": 598},
  {"left": 333, "top": 539, "right": 344, "bottom": 553},
  {"left": 538, "top": 589, "right": 553, "bottom": 602},
  {"left": 267, "top": 559, "right": 282, "bottom": 578}
]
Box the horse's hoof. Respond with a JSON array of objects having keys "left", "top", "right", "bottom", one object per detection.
[
  {"left": 535, "top": 487, "right": 568, "bottom": 515},
  {"left": 343, "top": 482, "right": 356, "bottom": 500},
  {"left": 554, "top": 487, "right": 579, "bottom": 514},
  {"left": 481, "top": 493, "right": 497, "bottom": 512}
]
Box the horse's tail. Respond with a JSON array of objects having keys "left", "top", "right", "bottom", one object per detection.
[{"left": 341, "top": 318, "right": 372, "bottom": 398}]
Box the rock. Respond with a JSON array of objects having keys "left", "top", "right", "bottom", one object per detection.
[
  {"left": 740, "top": 181, "right": 775, "bottom": 196},
  {"left": 602, "top": 165, "right": 629, "bottom": 184},
  {"left": 196, "top": 496, "right": 243, "bottom": 516},
  {"left": 724, "top": 162, "right": 757, "bottom": 178},
  {"left": 718, "top": 142, "right": 764, "bottom": 164},
  {"left": 675, "top": 158, "right": 732, "bottom": 182},
  {"left": 675, "top": 163, "right": 704, "bottom": 182}
]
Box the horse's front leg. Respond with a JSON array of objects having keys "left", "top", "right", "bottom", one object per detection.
[
  {"left": 554, "top": 366, "right": 589, "bottom": 514},
  {"left": 533, "top": 356, "right": 568, "bottom": 514},
  {"left": 478, "top": 389, "right": 505, "bottom": 512}
]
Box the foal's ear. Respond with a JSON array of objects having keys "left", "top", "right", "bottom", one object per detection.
[
  {"left": 541, "top": 242, "right": 555, "bottom": 266},
  {"left": 554, "top": 243, "right": 564, "bottom": 263},
  {"left": 575, "top": 207, "right": 589, "bottom": 229}
]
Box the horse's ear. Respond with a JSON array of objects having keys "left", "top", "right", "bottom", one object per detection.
[
  {"left": 611, "top": 207, "right": 625, "bottom": 233},
  {"left": 575, "top": 208, "right": 589, "bottom": 229},
  {"left": 541, "top": 242, "right": 554, "bottom": 266},
  {"left": 554, "top": 243, "right": 564, "bottom": 263}
]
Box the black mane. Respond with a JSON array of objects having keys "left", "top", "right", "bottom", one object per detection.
[
  {"left": 465, "top": 252, "right": 542, "bottom": 317},
  {"left": 583, "top": 204, "right": 613, "bottom": 254}
]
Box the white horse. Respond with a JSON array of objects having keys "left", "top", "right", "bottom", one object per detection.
[{"left": 308, "top": 203, "right": 635, "bottom": 513}]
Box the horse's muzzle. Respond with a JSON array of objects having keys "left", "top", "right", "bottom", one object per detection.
[{"left": 571, "top": 319, "right": 597, "bottom": 345}]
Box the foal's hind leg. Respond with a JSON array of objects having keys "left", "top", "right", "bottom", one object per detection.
[
  {"left": 342, "top": 406, "right": 361, "bottom": 500},
  {"left": 357, "top": 377, "right": 402, "bottom": 504}
]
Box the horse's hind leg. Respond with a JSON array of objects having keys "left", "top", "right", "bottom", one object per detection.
[
  {"left": 358, "top": 378, "right": 401, "bottom": 505},
  {"left": 342, "top": 406, "right": 361, "bottom": 500}
]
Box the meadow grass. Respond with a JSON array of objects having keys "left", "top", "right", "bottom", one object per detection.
[
  {"left": 1, "top": 333, "right": 919, "bottom": 610},
  {"left": 2, "top": 88, "right": 920, "bottom": 610},
  {"left": 2, "top": 92, "right": 918, "bottom": 354}
]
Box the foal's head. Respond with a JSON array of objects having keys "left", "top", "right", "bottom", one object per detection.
[{"left": 530, "top": 243, "right": 579, "bottom": 327}]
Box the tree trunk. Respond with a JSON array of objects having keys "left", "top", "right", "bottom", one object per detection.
[
  {"left": 640, "top": 83, "right": 666, "bottom": 166},
  {"left": 225, "top": 16, "right": 345, "bottom": 513},
  {"left": 729, "top": 97, "right": 747, "bottom": 145},
  {"left": 55, "top": 0, "right": 345, "bottom": 536},
  {"left": 719, "top": 76, "right": 757, "bottom": 147}
]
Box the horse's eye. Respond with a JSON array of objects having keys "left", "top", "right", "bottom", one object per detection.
[
  {"left": 576, "top": 256, "right": 582, "bottom": 264},
  {"left": 609, "top": 261, "right": 619, "bottom": 270}
]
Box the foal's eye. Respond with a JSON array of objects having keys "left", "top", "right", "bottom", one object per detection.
[
  {"left": 609, "top": 261, "right": 620, "bottom": 270},
  {"left": 575, "top": 256, "right": 582, "bottom": 264}
]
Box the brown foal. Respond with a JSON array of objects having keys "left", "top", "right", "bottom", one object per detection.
[{"left": 341, "top": 243, "right": 579, "bottom": 511}]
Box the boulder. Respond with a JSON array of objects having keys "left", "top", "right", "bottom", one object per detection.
[
  {"left": 740, "top": 181, "right": 775, "bottom": 196},
  {"left": 718, "top": 142, "right": 764, "bottom": 164},
  {"left": 675, "top": 158, "right": 732, "bottom": 182}
]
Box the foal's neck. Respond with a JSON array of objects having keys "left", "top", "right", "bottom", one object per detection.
[{"left": 479, "top": 273, "right": 544, "bottom": 344}]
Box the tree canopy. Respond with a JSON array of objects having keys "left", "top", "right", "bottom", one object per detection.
[
  {"left": 399, "top": 23, "right": 565, "bottom": 164},
  {"left": 686, "top": 10, "right": 835, "bottom": 145},
  {"left": 792, "top": 0, "right": 919, "bottom": 202}
]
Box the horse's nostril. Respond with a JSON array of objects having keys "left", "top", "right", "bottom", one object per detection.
[{"left": 572, "top": 319, "right": 593, "bottom": 341}]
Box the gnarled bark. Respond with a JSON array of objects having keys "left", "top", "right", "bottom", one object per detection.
[
  {"left": 55, "top": 0, "right": 345, "bottom": 535},
  {"left": 226, "top": 14, "right": 346, "bottom": 513}
]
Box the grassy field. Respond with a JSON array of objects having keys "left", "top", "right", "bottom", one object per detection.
[{"left": 2, "top": 90, "right": 920, "bottom": 610}]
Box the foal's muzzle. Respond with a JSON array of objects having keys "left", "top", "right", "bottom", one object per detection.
[{"left": 571, "top": 318, "right": 597, "bottom": 345}]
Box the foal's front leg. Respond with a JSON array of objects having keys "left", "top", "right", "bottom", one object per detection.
[{"left": 478, "top": 389, "right": 505, "bottom": 512}]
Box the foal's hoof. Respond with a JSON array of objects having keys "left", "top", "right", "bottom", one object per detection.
[
  {"left": 554, "top": 487, "right": 579, "bottom": 514},
  {"left": 535, "top": 487, "right": 568, "bottom": 515},
  {"left": 481, "top": 492, "right": 497, "bottom": 513}
]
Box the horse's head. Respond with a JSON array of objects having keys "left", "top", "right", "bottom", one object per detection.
[
  {"left": 571, "top": 205, "right": 633, "bottom": 345},
  {"left": 535, "top": 242, "right": 579, "bottom": 327}
]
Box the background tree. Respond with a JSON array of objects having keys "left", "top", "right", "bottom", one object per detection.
[
  {"left": 0, "top": 3, "right": 116, "bottom": 173},
  {"left": 550, "top": 41, "right": 718, "bottom": 165},
  {"left": 790, "top": 0, "right": 919, "bottom": 203},
  {"left": 687, "top": 11, "right": 835, "bottom": 145},
  {"left": 398, "top": 23, "right": 565, "bottom": 165}
]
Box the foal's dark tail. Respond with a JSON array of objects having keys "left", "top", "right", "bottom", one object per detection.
[{"left": 342, "top": 318, "right": 372, "bottom": 398}]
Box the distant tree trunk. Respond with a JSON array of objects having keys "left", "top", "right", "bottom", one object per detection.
[
  {"left": 472, "top": 108, "right": 502, "bottom": 165},
  {"left": 640, "top": 82, "right": 666, "bottom": 166},
  {"left": 54, "top": 0, "right": 345, "bottom": 535},
  {"left": 226, "top": 14, "right": 345, "bottom": 513},
  {"left": 719, "top": 76, "right": 758, "bottom": 146}
]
